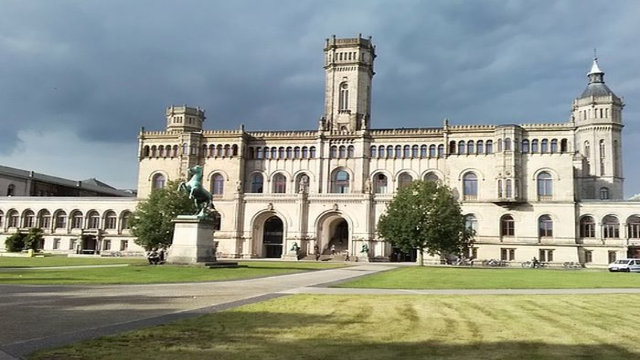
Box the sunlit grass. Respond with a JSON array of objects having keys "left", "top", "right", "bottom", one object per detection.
[
  {"left": 336, "top": 266, "right": 640, "bottom": 289},
  {"left": 0, "top": 261, "right": 347, "bottom": 285},
  {"left": 30, "top": 294, "right": 640, "bottom": 360}
]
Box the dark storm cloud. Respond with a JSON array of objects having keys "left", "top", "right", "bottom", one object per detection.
[{"left": 1, "top": 0, "right": 639, "bottom": 194}]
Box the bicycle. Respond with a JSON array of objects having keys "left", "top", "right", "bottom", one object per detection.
[{"left": 563, "top": 261, "right": 582, "bottom": 269}]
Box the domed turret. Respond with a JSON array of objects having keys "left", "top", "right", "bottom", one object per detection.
[{"left": 578, "top": 58, "right": 618, "bottom": 99}]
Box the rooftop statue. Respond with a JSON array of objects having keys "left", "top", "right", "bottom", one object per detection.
[{"left": 178, "top": 165, "right": 215, "bottom": 219}]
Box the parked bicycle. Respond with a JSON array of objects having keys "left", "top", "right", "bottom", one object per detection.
[
  {"left": 481, "top": 259, "right": 509, "bottom": 267},
  {"left": 563, "top": 261, "right": 582, "bottom": 269},
  {"left": 521, "top": 261, "right": 548, "bottom": 269}
]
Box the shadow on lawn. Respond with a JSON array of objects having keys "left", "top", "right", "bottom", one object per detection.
[{"left": 30, "top": 310, "right": 640, "bottom": 360}]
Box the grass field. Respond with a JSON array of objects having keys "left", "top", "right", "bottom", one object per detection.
[
  {"left": 336, "top": 266, "right": 640, "bottom": 289},
  {"left": 0, "top": 261, "right": 347, "bottom": 285},
  {"left": 0, "top": 255, "right": 146, "bottom": 268},
  {"left": 30, "top": 294, "right": 640, "bottom": 360}
]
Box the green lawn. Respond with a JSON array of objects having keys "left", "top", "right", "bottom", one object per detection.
[
  {"left": 0, "top": 261, "right": 347, "bottom": 285},
  {"left": 0, "top": 255, "right": 146, "bottom": 268},
  {"left": 30, "top": 294, "right": 640, "bottom": 360},
  {"left": 336, "top": 266, "right": 640, "bottom": 289}
]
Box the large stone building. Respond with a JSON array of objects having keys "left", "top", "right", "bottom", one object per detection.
[{"left": 2, "top": 35, "right": 640, "bottom": 265}]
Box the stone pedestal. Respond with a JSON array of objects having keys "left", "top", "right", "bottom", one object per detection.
[
  {"left": 282, "top": 251, "right": 299, "bottom": 261},
  {"left": 356, "top": 255, "right": 370, "bottom": 263},
  {"left": 167, "top": 216, "right": 217, "bottom": 265}
]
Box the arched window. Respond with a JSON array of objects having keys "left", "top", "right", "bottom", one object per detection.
[
  {"left": 310, "top": 146, "right": 316, "bottom": 158},
  {"left": 23, "top": 210, "right": 35, "bottom": 228},
  {"left": 152, "top": 174, "right": 166, "bottom": 190},
  {"left": 159, "top": 145, "right": 166, "bottom": 157},
  {"left": 580, "top": 216, "right": 595, "bottom": 238},
  {"left": 294, "top": 147, "right": 301, "bottom": 159},
  {"left": 256, "top": 147, "right": 263, "bottom": 159},
  {"left": 302, "top": 147, "right": 309, "bottom": 158},
  {"left": 449, "top": 141, "right": 456, "bottom": 154},
  {"left": 505, "top": 179, "right": 512, "bottom": 198},
  {"left": 378, "top": 146, "right": 385, "bottom": 158},
  {"left": 339, "top": 146, "right": 346, "bottom": 158},
  {"left": 541, "top": 139, "right": 549, "bottom": 153},
  {"left": 467, "top": 140, "right": 474, "bottom": 154},
  {"left": 348, "top": 145, "right": 355, "bottom": 158},
  {"left": 531, "top": 139, "right": 539, "bottom": 153},
  {"left": 463, "top": 173, "right": 478, "bottom": 200},
  {"left": 627, "top": 216, "right": 640, "bottom": 239},
  {"left": 332, "top": 170, "right": 350, "bottom": 193},
  {"left": 550, "top": 139, "right": 558, "bottom": 154},
  {"left": 497, "top": 139, "right": 503, "bottom": 152},
  {"left": 465, "top": 214, "right": 478, "bottom": 233},
  {"left": 71, "top": 211, "right": 84, "bottom": 229},
  {"left": 54, "top": 211, "right": 67, "bottom": 229},
  {"left": 271, "top": 148, "right": 277, "bottom": 159},
  {"left": 583, "top": 141, "right": 590, "bottom": 157},
  {"left": 7, "top": 210, "right": 19, "bottom": 228},
  {"left": 374, "top": 174, "right": 388, "bottom": 194},
  {"left": 143, "top": 145, "right": 150, "bottom": 157},
  {"left": 485, "top": 140, "right": 493, "bottom": 154},
  {"left": 603, "top": 215, "right": 620, "bottom": 238},
  {"left": 38, "top": 210, "right": 51, "bottom": 229},
  {"left": 537, "top": 172, "right": 553, "bottom": 200},
  {"left": 87, "top": 211, "right": 100, "bottom": 229},
  {"left": 273, "top": 174, "right": 287, "bottom": 193},
  {"left": 104, "top": 211, "right": 117, "bottom": 230},
  {"left": 330, "top": 146, "right": 338, "bottom": 158},
  {"left": 182, "top": 143, "right": 188, "bottom": 155},
  {"left": 251, "top": 174, "right": 264, "bottom": 193},
  {"left": 398, "top": 173, "right": 413, "bottom": 190},
  {"left": 232, "top": 144, "right": 238, "bottom": 156},
  {"left": 395, "top": 145, "right": 402, "bottom": 158},
  {"left": 339, "top": 83, "right": 349, "bottom": 110},
  {"left": 295, "top": 174, "right": 310, "bottom": 193},
  {"left": 500, "top": 215, "right": 515, "bottom": 237},
  {"left": 211, "top": 174, "right": 224, "bottom": 195},
  {"left": 522, "top": 140, "right": 530, "bottom": 153},
  {"left": 599, "top": 187, "right": 609, "bottom": 200},
  {"left": 498, "top": 180, "right": 503, "bottom": 198},
  {"left": 403, "top": 145, "right": 411, "bottom": 158},
  {"left": 539, "top": 215, "right": 553, "bottom": 237},
  {"left": 424, "top": 172, "right": 439, "bottom": 183},
  {"left": 476, "top": 140, "right": 484, "bottom": 154},
  {"left": 7, "top": 184, "right": 15, "bottom": 196},
  {"left": 437, "top": 144, "right": 444, "bottom": 157},
  {"left": 421, "top": 145, "right": 428, "bottom": 158},
  {"left": 458, "top": 141, "right": 465, "bottom": 155},
  {"left": 223, "top": 145, "right": 231, "bottom": 157},
  {"left": 265, "top": 147, "right": 271, "bottom": 159},
  {"left": 504, "top": 138, "right": 511, "bottom": 151},
  {"left": 286, "top": 147, "right": 293, "bottom": 159},
  {"left": 428, "top": 145, "right": 436, "bottom": 158},
  {"left": 0, "top": 210, "right": 4, "bottom": 228},
  {"left": 150, "top": 145, "right": 157, "bottom": 157},
  {"left": 370, "top": 146, "right": 377, "bottom": 158},
  {"left": 386, "top": 145, "right": 393, "bottom": 158},
  {"left": 600, "top": 140, "right": 606, "bottom": 158},
  {"left": 411, "top": 145, "right": 419, "bottom": 158}
]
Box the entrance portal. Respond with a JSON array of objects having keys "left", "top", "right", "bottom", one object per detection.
[
  {"left": 327, "top": 219, "right": 349, "bottom": 254},
  {"left": 82, "top": 236, "right": 97, "bottom": 255},
  {"left": 263, "top": 216, "right": 283, "bottom": 258}
]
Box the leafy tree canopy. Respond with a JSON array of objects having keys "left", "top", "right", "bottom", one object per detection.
[
  {"left": 4, "top": 228, "right": 44, "bottom": 252},
  {"left": 131, "top": 180, "right": 196, "bottom": 250},
  {"left": 377, "top": 180, "right": 474, "bottom": 265}
]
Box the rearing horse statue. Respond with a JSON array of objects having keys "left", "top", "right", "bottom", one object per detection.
[{"left": 178, "top": 165, "right": 215, "bottom": 219}]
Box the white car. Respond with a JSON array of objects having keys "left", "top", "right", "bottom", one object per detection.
[{"left": 608, "top": 259, "right": 640, "bottom": 272}]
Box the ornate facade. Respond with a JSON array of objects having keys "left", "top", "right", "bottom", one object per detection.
[{"left": 2, "top": 35, "right": 640, "bottom": 265}]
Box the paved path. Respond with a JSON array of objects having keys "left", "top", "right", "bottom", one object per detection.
[
  {"left": 281, "top": 286, "right": 640, "bottom": 295},
  {"left": 0, "top": 264, "right": 395, "bottom": 359}
]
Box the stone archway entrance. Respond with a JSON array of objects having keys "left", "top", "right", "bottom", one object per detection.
[
  {"left": 317, "top": 214, "right": 349, "bottom": 255},
  {"left": 263, "top": 216, "right": 284, "bottom": 258}
]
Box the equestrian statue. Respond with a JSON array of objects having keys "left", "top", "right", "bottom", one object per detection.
[{"left": 178, "top": 165, "right": 216, "bottom": 219}]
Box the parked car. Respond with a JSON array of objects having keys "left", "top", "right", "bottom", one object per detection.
[{"left": 608, "top": 259, "right": 640, "bottom": 272}]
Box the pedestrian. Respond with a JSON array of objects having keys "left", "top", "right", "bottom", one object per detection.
[
  {"left": 314, "top": 245, "right": 320, "bottom": 261},
  {"left": 345, "top": 251, "right": 350, "bottom": 262},
  {"left": 330, "top": 244, "right": 336, "bottom": 256}
]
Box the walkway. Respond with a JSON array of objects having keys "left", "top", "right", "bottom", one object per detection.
[
  {"left": 2, "top": 263, "right": 639, "bottom": 359},
  {"left": 0, "top": 264, "right": 394, "bottom": 359}
]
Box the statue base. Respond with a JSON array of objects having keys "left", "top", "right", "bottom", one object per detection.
[
  {"left": 282, "top": 252, "right": 300, "bottom": 261},
  {"left": 356, "top": 255, "right": 370, "bottom": 263},
  {"left": 167, "top": 215, "right": 219, "bottom": 265}
]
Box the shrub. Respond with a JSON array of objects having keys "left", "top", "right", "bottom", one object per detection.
[{"left": 5, "top": 233, "right": 26, "bottom": 252}]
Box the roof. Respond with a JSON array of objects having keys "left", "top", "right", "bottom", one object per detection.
[{"left": 0, "top": 164, "right": 134, "bottom": 197}]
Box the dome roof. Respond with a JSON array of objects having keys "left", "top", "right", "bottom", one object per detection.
[{"left": 578, "top": 58, "right": 617, "bottom": 99}]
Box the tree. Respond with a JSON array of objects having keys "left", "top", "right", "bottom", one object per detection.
[
  {"left": 4, "top": 233, "right": 25, "bottom": 252},
  {"left": 377, "top": 180, "right": 474, "bottom": 266},
  {"left": 131, "top": 180, "right": 196, "bottom": 250},
  {"left": 23, "top": 228, "right": 44, "bottom": 251}
]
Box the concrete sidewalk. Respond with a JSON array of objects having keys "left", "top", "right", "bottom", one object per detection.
[{"left": 0, "top": 264, "right": 395, "bottom": 358}]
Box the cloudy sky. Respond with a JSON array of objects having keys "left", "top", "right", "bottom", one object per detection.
[{"left": 1, "top": 0, "right": 639, "bottom": 197}]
